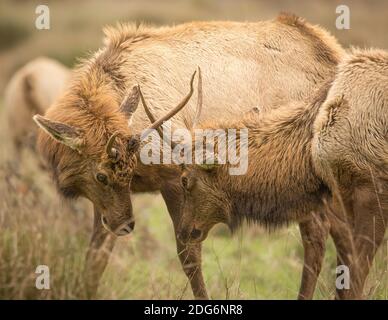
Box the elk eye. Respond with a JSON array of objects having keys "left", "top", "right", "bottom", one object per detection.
[{"left": 96, "top": 173, "right": 108, "bottom": 185}]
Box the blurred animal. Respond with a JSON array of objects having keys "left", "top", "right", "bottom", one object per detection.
[
  {"left": 33, "top": 14, "right": 345, "bottom": 299},
  {"left": 4, "top": 57, "right": 70, "bottom": 150}
]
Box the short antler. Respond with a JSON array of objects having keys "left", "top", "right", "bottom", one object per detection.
[
  {"left": 192, "top": 66, "right": 203, "bottom": 129},
  {"left": 105, "top": 131, "right": 120, "bottom": 159},
  {"left": 139, "top": 68, "right": 202, "bottom": 153},
  {"left": 140, "top": 69, "right": 197, "bottom": 130}
]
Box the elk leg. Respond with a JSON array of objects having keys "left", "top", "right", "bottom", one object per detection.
[
  {"left": 352, "top": 187, "right": 387, "bottom": 299},
  {"left": 160, "top": 182, "right": 209, "bottom": 299},
  {"left": 325, "top": 196, "right": 360, "bottom": 299},
  {"left": 298, "top": 211, "right": 330, "bottom": 300},
  {"left": 83, "top": 207, "right": 116, "bottom": 298}
]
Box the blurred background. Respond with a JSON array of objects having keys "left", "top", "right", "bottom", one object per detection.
[
  {"left": 0, "top": 0, "right": 387, "bottom": 299},
  {"left": 1, "top": 0, "right": 388, "bottom": 91}
]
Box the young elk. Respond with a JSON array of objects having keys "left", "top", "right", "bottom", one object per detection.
[
  {"left": 313, "top": 49, "right": 388, "bottom": 299},
  {"left": 175, "top": 90, "right": 330, "bottom": 242},
  {"left": 175, "top": 50, "right": 388, "bottom": 299},
  {"left": 140, "top": 73, "right": 332, "bottom": 299}
]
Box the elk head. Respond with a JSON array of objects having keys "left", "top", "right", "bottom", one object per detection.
[
  {"left": 34, "top": 70, "right": 198, "bottom": 236},
  {"left": 177, "top": 164, "right": 232, "bottom": 244}
]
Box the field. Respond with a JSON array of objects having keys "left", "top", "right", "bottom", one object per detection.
[{"left": 0, "top": 0, "right": 388, "bottom": 300}]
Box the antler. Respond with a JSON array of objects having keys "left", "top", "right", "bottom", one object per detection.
[
  {"left": 192, "top": 67, "right": 203, "bottom": 129},
  {"left": 105, "top": 131, "right": 120, "bottom": 160},
  {"left": 139, "top": 67, "right": 203, "bottom": 137},
  {"left": 140, "top": 69, "right": 199, "bottom": 129},
  {"left": 138, "top": 67, "right": 203, "bottom": 160}
]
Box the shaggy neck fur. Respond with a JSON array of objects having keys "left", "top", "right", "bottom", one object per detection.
[{"left": 211, "top": 84, "right": 333, "bottom": 231}]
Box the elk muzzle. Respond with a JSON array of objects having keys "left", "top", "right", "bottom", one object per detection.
[{"left": 177, "top": 226, "right": 204, "bottom": 245}]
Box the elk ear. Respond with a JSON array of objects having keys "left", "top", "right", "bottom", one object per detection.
[
  {"left": 127, "top": 134, "right": 140, "bottom": 154},
  {"left": 181, "top": 174, "right": 196, "bottom": 191},
  {"left": 33, "top": 115, "right": 84, "bottom": 152},
  {"left": 120, "top": 85, "right": 140, "bottom": 125}
]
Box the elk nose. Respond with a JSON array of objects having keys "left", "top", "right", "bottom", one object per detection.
[
  {"left": 190, "top": 228, "right": 202, "bottom": 240},
  {"left": 116, "top": 220, "right": 135, "bottom": 236},
  {"left": 128, "top": 221, "right": 135, "bottom": 231}
]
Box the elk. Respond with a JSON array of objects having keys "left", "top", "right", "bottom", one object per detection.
[
  {"left": 176, "top": 49, "right": 388, "bottom": 299},
  {"left": 33, "top": 14, "right": 345, "bottom": 299},
  {"left": 312, "top": 49, "right": 388, "bottom": 299},
  {"left": 150, "top": 79, "right": 332, "bottom": 298},
  {"left": 4, "top": 57, "right": 70, "bottom": 150}
]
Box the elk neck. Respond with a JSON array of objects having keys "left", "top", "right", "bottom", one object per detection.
[{"left": 217, "top": 83, "right": 333, "bottom": 231}]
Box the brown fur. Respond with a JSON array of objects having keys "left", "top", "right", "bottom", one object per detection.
[
  {"left": 37, "top": 73, "right": 138, "bottom": 233},
  {"left": 177, "top": 83, "right": 333, "bottom": 241},
  {"left": 35, "top": 15, "right": 344, "bottom": 299}
]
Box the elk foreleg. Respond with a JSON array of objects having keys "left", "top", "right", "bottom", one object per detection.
[
  {"left": 160, "top": 181, "right": 209, "bottom": 299},
  {"left": 298, "top": 211, "right": 330, "bottom": 299},
  {"left": 82, "top": 207, "right": 116, "bottom": 298}
]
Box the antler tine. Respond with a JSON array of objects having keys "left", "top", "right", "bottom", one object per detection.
[
  {"left": 105, "top": 131, "right": 119, "bottom": 157},
  {"left": 138, "top": 86, "right": 164, "bottom": 139},
  {"left": 192, "top": 66, "right": 203, "bottom": 129},
  {"left": 139, "top": 85, "right": 178, "bottom": 149},
  {"left": 138, "top": 87, "right": 156, "bottom": 123},
  {"left": 139, "top": 70, "right": 197, "bottom": 150},
  {"left": 148, "top": 70, "right": 197, "bottom": 130}
]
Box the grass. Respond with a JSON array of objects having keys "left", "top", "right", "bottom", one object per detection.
[{"left": 0, "top": 97, "right": 387, "bottom": 299}]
